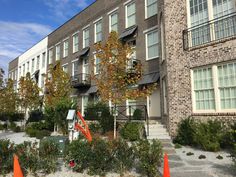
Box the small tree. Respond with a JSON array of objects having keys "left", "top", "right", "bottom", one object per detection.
[
  {"left": 0, "top": 68, "right": 4, "bottom": 89},
  {"left": 18, "top": 72, "right": 41, "bottom": 122},
  {"left": 92, "top": 32, "right": 157, "bottom": 138},
  {"left": 3, "top": 79, "right": 18, "bottom": 113},
  {"left": 44, "top": 62, "right": 72, "bottom": 133}
]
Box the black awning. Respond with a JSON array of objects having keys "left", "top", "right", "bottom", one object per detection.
[
  {"left": 85, "top": 85, "right": 98, "bottom": 94},
  {"left": 79, "top": 47, "right": 90, "bottom": 57},
  {"left": 138, "top": 72, "right": 160, "bottom": 85},
  {"left": 119, "top": 25, "right": 138, "bottom": 39}
]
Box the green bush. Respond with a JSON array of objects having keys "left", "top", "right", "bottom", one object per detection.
[
  {"left": 0, "top": 123, "right": 4, "bottom": 130},
  {"left": 25, "top": 122, "right": 51, "bottom": 139},
  {"left": 194, "top": 120, "right": 224, "bottom": 152},
  {"left": 9, "top": 121, "right": 16, "bottom": 131},
  {"left": 232, "top": 144, "right": 236, "bottom": 169},
  {"left": 88, "top": 122, "right": 101, "bottom": 134},
  {"left": 0, "top": 112, "right": 24, "bottom": 122},
  {"left": 173, "top": 117, "right": 196, "bottom": 145},
  {"left": 132, "top": 109, "right": 143, "bottom": 120},
  {"left": 134, "top": 139, "right": 162, "bottom": 177},
  {"left": 85, "top": 102, "right": 114, "bottom": 133},
  {"left": 120, "top": 122, "right": 144, "bottom": 141}
]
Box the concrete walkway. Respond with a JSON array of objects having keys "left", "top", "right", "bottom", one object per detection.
[{"left": 160, "top": 146, "right": 236, "bottom": 177}]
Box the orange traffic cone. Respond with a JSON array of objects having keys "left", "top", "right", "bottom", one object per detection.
[
  {"left": 13, "top": 155, "right": 24, "bottom": 177},
  {"left": 163, "top": 153, "right": 170, "bottom": 177}
]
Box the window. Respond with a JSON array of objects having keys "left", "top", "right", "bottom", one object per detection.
[
  {"left": 72, "top": 61, "right": 79, "bottom": 76},
  {"left": 146, "top": 0, "right": 158, "bottom": 18},
  {"left": 126, "top": 2, "right": 136, "bottom": 28},
  {"left": 73, "top": 33, "right": 79, "bottom": 53},
  {"left": 49, "top": 49, "right": 53, "bottom": 64},
  {"left": 83, "top": 27, "right": 90, "bottom": 48},
  {"left": 218, "top": 63, "right": 236, "bottom": 109},
  {"left": 110, "top": 12, "right": 118, "bottom": 32},
  {"left": 162, "top": 78, "right": 167, "bottom": 114},
  {"left": 63, "top": 40, "right": 69, "bottom": 58},
  {"left": 56, "top": 45, "right": 60, "bottom": 60},
  {"left": 94, "top": 20, "right": 102, "bottom": 43},
  {"left": 126, "top": 99, "right": 137, "bottom": 116},
  {"left": 94, "top": 55, "right": 101, "bottom": 74},
  {"left": 41, "top": 74, "right": 45, "bottom": 89},
  {"left": 19, "top": 67, "right": 21, "bottom": 77},
  {"left": 36, "top": 55, "right": 40, "bottom": 70},
  {"left": 23, "top": 64, "right": 25, "bottom": 76},
  {"left": 187, "top": 0, "right": 236, "bottom": 47},
  {"left": 146, "top": 29, "right": 159, "bottom": 60},
  {"left": 193, "top": 68, "right": 215, "bottom": 110},
  {"left": 27, "top": 62, "right": 29, "bottom": 73},
  {"left": 14, "top": 69, "right": 17, "bottom": 80},
  {"left": 42, "top": 52, "right": 46, "bottom": 68},
  {"left": 31, "top": 59, "right": 35, "bottom": 73},
  {"left": 62, "top": 65, "right": 68, "bottom": 73},
  {"left": 192, "top": 61, "right": 236, "bottom": 112}
]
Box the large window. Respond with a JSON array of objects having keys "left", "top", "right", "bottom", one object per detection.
[
  {"left": 146, "top": 29, "right": 159, "bottom": 60},
  {"left": 63, "top": 40, "right": 69, "bottom": 58},
  {"left": 110, "top": 12, "right": 118, "bottom": 32},
  {"left": 62, "top": 64, "right": 68, "bottom": 73},
  {"left": 73, "top": 33, "right": 79, "bottom": 53},
  {"left": 56, "top": 44, "right": 60, "bottom": 60},
  {"left": 42, "top": 52, "right": 46, "bottom": 68},
  {"left": 95, "top": 20, "right": 102, "bottom": 43},
  {"left": 218, "top": 63, "right": 236, "bottom": 109},
  {"left": 187, "top": 0, "right": 236, "bottom": 47},
  {"left": 83, "top": 27, "right": 90, "bottom": 48},
  {"left": 192, "top": 61, "right": 236, "bottom": 112},
  {"left": 31, "top": 59, "right": 35, "bottom": 73},
  {"left": 146, "top": 0, "right": 158, "bottom": 18},
  {"left": 126, "top": 2, "right": 136, "bottom": 28},
  {"left": 72, "top": 60, "right": 79, "bottom": 76},
  {"left": 94, "top": 55, "right": 101, "bottom": 75},
  {"left": 36, "top": 55, "right": 40, "bottom": 70},
  {"left": 27, "top": 62, "right": 29, "bottom": 73}
]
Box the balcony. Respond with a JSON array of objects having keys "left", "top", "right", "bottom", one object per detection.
[
  {"left": 183, "top": 12, "right": 236, "bottom": 50},
  {"left": 71, "top": 73, "right": 91, "bottom": 88}
]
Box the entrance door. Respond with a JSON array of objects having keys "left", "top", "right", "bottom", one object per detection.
[{"left": 147, "top": 88, "right": 161, "bottom": 118}]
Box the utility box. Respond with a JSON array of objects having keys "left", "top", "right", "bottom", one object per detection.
[{"left": 66, "top": 109, "right": 79, "bottom": 142}]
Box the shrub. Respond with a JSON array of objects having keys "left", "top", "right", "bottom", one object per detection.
[
  {"left": 120, "top": 122, "right": 144, "bottom": 141},
  {"left": 0, "top": 112, "right": 24, "bottom": 122},
  {"left": 85, "top": 102, "right": 114, "bottom": 133},
  {"left": 0, "top": 140, "right": 15, "bottom": 175},
  {"left": 0, "top": 123, "right": 4, "bottom": 130},
  {"left": 232, "top": 144, "right": 236, "bottom": 169},
  {"left": 134, "top": 139, "right": 162, "bottom": 177},
  {"left": 9, "top": 121, "right": 17, "bottom": 131},
  {"left": 221, "top": 122, "right": 236, "bottom": 149},
  {"left": 132, "top": 109, "right": 143, "bottom": 120},
  {"left": 25, "top": 122, "right": 51, "bottom": 139},
  {"left": 173, "top": 117, "right": 196, "bottom": 145},
  {"left": 88, "top": 122, "right": 101, "bottom": 134},
  {"left": 194, "top": 120, "right": 224, "bottom": 152}
]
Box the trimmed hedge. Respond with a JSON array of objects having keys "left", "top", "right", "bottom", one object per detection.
[
  {"left": 120, "top": 122, "right": 145, "bottom": 141},
  {"left": 0, "top": 112, "right": 24, "bottom": 122}
]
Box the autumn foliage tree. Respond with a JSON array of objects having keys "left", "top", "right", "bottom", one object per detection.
[
  {"left": 18, "top": 72, "right": 41, "bottom": 120},
  {"left": 44, "top": 62, "right": 72, "bottom": 134},
  {"left": 92, "top": 31, "right": 157, "bottom": 137}
]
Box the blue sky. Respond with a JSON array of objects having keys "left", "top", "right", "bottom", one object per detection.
[{"left": 0, "top": 0, "right": 95, "bottom": 77}]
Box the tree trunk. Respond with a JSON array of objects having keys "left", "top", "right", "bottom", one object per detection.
[{"left": 113, "top": 104, "right": 117, "bottom": 139}]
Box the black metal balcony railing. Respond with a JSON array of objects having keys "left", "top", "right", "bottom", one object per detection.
[
  {"left": 183, "top": 12, "right": 236, "bottom": 50},
  {"left": 71, "top": 73, "right": 91, "bottom": 88}
]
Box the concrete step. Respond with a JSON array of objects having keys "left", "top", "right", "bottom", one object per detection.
[
  {"left": 147, "top": 129, "right": 168, "bottom": 133},
  {"left": 162, "top": 148, "right": 176, "bottom": 154},
  {"left": 147, "top": 135, "right": 171, "bottom": 140},
  {"left": 145, "top": 124, "right": 166, "bottom": 129}
]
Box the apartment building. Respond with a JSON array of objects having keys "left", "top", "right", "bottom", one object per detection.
[
  {"left": 8, "top": 57, "right": 18, "bottom": 91},
  {"left": 46, "top": 0, "right": 161, "bottom": 117},
  {"left": 161, "top": 0, "right": 236, "bottom": 135}
]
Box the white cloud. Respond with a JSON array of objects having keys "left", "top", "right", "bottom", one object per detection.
[
  {"left": 43, "top": 0, "right": 91, "bottom": 21},
  {"left": 0, "top": 21, "right": 52, "bottom": 77}
]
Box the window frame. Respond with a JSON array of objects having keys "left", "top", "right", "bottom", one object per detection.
[
  {"left": 145, "top": 0, "right": 158, "bottom": 19},
  {"left": 72, "top": 33, "right": 79, "bottom": 53},
  {"left": 145, "top": 27, "right": 159, "bottom": 60},
  {"left": 49, "top": 48, "right": 53, "bottom": 64},
  {"left": 109, "top": 10, "right": 119, "bottom": 33},
  {"left": 55, "top": 44, "right": 61, "bottom": 60},
  {"left": 83, "top": 27, "right": 90, "bottom": 48},
  {"left": 125, "top": 1, "right": 136, "bottom": 28},
  {"left": 94, "top": 19, "right": 103, "bottom": 43},
  {"left": 63, "top": 40, "right": 69, "bottom": 58},
  {"left": 62, "top": 63, "right": 69, "bottom": 73},
  {"left": 94, "top": 54, "right": 101, "bottom": 75},
  {"left": 191, "top": 61, "right": 236, "bottom": 113}
]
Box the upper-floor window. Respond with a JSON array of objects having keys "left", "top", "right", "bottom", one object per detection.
[
  {"left": 56, "top": 44, "right": 60, "bottom": 60},
  {"left": 73, "top": 33, "right": 79, "bottom": 53},
  {"left": 63, "top": 40, "right": 69, "bottom": 58},
  {"left": 31, "top": 59, "right": 35, "bottom": 73},
  {"left": 23, "top": 64, "right": 25, "bottom": 76},
  {"left": 14, "top": 69, "right": 17, "bottom": 80},
  {"left": 49, "top": 49, "right": 53, "bottom": 64},
  {"left": 109, "top": 12, "right": 118, "bottom": 32},
  {"left": 94, "top": 20, "right": 102, "bottom": 43},
  {"left": 192, "top": 61, "right": 236, "bottom": 112},
  {"left": 62, "top": 65, "right": 68, "bottom": 73},
  {"left": 42, "top": 52, "right": 46, "bottom": 68},
  {"left": 94, "top": 55, "right": 101, "bottom": 75},
  {"left": 19, "top": 67, "right": 21, "bottom": 78},
  {"left": 27, "top": 62, "right": 29, "bottom": 73},
  {"left": 72, "top": 60, "right": 79, "bottom": 76},
  {"left": 185, "top": 0, "right": 236, "bottom": 48},
  {"left": 125, "top": 2, "right": 136, "bottom": 28},
  {"left": 36, "top": 55, "right": 40, "bottom": 70},
  {"left": 146, "top": 29, "right": 159, "bottom": 60},
  {"left": 145, "top": 0, "right": 158, "bottom": 18},
  {"left": 83, "top": 27, "right": 90, "bottom": 48}
]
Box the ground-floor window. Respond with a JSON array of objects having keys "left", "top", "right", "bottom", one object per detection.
[
  {"left": 192, "top": 61, "right": 236, "bottom": 112},
  {"left": 126, "top": 99, "right": 137, "bottom": 116}
]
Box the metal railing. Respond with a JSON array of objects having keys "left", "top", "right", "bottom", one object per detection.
[
  {"left": 183, "top": 12, "right": 236, "bottom": 50},
  {"left": 71, "top": 73, "right": 91, "bottom": 87}
]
